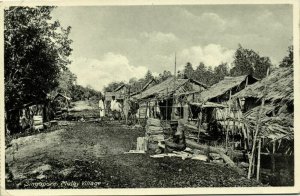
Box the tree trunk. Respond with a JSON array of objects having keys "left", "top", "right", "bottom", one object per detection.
[
  {"left": 186, "top": 139, "right": 245, "bottom": 175},
  {"left": 256, "top": 139, "right": 261, "bottom": 181}
]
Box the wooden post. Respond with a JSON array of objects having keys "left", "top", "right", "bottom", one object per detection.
[
  {"left": 197, "top": 109, "right": 202, "bottom": 143},
  {"left": 247, "top": 98, "right": 264, "bottom": 179},
  {"left": 225, "top": 127, "right": 229, "bottom": 150},
  {"left": 227, "top": 89, "right": 232, "bottom": 150},
  {"left": 247, "top": 68, "right": 269, "bottom": 179},
  {"left": 165, "top": 99, "right": 168, "bottom": 126},
  {"left": 233, "top": 110, "right": 236, "bottom": 150},
  {"left": 154, "top": 101, "right": 157, "bottom": 118},
  {"left": 256, "top": 138, "right": 261, "bottom": 181},
  {"left": 252, "top": 150, "right": 256, "bottom": 176},
  {"left": 144, "top": 102, "right": 148, "bottom": 123},
  {"left": 271, "top": 141, "right": 276, "bottom": 173}
]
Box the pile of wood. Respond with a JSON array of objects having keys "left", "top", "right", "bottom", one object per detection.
[
  {"left": 145, "top": 118, "right": 165, "bottom": 151},
  {"left": 145, "top": 118, "right": 164, "bottom": 142},
  {"left": 33, "top": 115, "right": 44, "bottom": 130}
]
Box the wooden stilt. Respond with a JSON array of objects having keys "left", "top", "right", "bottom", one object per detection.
[
  {"left": 165, "top": 99, "right": 168, "bottom": 126},
  {"left": 197, "top": 111, "right": 202, "bottom": 143},
  {"left": 256, "top": 138, "right": 261, "bottom": 181},
  {"left": 271, "top": 141, "right": 276, "bottom": 173},
  {"left": 247, "top": 68, "right": 269, "bottom": 179},
  {"left": 233, "top": 111, "right": 236, "bottom": 150},
  {"left": 247, "top": 102, "right": 263, "bottom": 180},
  {"left": 251, "top": 146, "right": 256, "bottom": 176},
  {"left": 271, "top": 153, "right": 275, "bottom": 173},
  {"left": 225, "top": 128, "right": 229, "bottom": 150}
]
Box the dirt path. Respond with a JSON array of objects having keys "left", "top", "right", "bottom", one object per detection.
[{"left": 6, "top": 122, "right": 262, "bottom": 188}]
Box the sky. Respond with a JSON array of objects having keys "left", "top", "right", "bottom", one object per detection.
[{"left": 51, "top": 4, "right": 293, "bottom": 91}]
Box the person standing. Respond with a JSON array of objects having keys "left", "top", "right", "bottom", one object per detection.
[
  {"left": 99, "top": 97, "right": 105, "bottom": 121},
  {"left": 123, "top": 97, "right": 131, "bottom": 124}
]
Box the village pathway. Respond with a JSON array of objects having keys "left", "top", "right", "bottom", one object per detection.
[{"left": 5, "top": 120, "right": 262, "bottom": 189}]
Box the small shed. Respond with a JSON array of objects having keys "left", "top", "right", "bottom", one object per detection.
[
  {"left": 198, "top": 75, "right": 258, "bottom": 103},
  {"left": 53, "top": 93, "right": 71, "bottom": 108},
  {"left": 105, "top": 84, "right": 129, "bottom": 102},
  {"left": 189, "top": 75, "right": 258, "bottom": 147},
  {"left": 133, "top": 77, "right": 208, "bottom": 121}
]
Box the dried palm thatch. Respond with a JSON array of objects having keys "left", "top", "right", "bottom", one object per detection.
[
  {"left": 234, "top": 67, "right": 293, "bottom": 142},
  {"left": 233, "top": 67, "right": 293, "bottom": 103},
  {"left": 114, "top": 84, "right": 126, "bottom": 92},
  {"left": 244, "top": 104, "right": 293, "bottom": 141},
  {"left": 133, "top": 77, "right": 207, "bottom": 100},
  {"left": 198, "top": 75, "right": 258, "bottom": 102}
]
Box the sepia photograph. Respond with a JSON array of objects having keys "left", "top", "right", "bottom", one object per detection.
[{"left": 1, "top": 0, "right": 299, "bottom": 195}]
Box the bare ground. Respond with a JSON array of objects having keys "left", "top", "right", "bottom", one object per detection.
[{"left": 5, "top": 121, "right": 262, "bottom": 189}]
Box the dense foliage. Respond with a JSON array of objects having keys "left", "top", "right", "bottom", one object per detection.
[
  {"left": 230, "top": 45, "right": 272, "bottom": 79},
  {"left": 71, "top": 85, "right": 102, "bottom": 101},
  {"left": 4, "top": 6, "right": 74, "bottom": 132},
  {"left": 279, "top": 46, "right": 293, "bottom": 68},
  {"left": 4, "top": 6, "right": 72, "bottom": 111},
  {"left": 104, "top": 44, "right": 291, "bottom": 91}
]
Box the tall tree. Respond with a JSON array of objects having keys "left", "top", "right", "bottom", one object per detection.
[
  {"left": 5, "top": 6, "right": 72, "bottom": 111},
  {"left": 5, "top": 6, "right": 72, "bottom": 132},
  {"left": 128, "top": 77, "right": 138, "bottom": 93},
  {"left": 194, "top": 62, "right": 207, "bottom": 83},
  {"left": 55, "top": 68, "right": 77, "bottom": 96},
  {"left": 205, "top": 66, "right": 214, "bottom": 86},
  {"left": 183, "top": 62, "right": 194, "bottom": 79},
  {"left": 213, "top": 63, "right": 229, "bottom": 84},
  {"left": 158, "top": 70, "right": 172, "bottom": 82},
  {"left": 279, "top": 45, "right": 293, "bottom": 68},
  {"left": 144, "top": 70, "right": 154, "bottom": 82},
  {"left": 230, "top": 45, "right": 272, "bottom": 79},
  {"left": 177, "top": 70, "right": 184, "bottom": 79}
]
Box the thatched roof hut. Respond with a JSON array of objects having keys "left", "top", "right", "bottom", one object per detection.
[
  {"left": 235, "top": 68, "right": 294, "bottom": 148},
  {"left": 114, "top": 84, "right": 126, "bottom": 92},
  {"left": 233, "top": 67, "right": 293, "bottom": 104},
  {"left": 133, "top": 77, "right": 208, "bottom": 100},
  {"left": 105, "top": 84, "right": 129, "bottom": 101},
  {"left": 244, "top": 103, "right": 293, "bottom": 141},
  {"left": 141, "top": 78, "right": 158, "bottom": 92},
  {"left": 198, "top": 75, "right": 258, "bottom": 102},
  {"left": 129, "top": 78, "right": 158, "bottom": 97}
]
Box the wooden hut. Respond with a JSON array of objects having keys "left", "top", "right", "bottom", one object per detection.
[
  {"left": 181, "top": 75, "right": 259, "bottom": 149},
  {"left": 8, "top": 100, "right": 55, "bottom": 133},
  {"left": 105, "top": 84, "right": 129, "bottom": 102},
  {"left": 232, "top": 67, "right": 294, "bottom": 182},
  {"left": 130, "top": 78, "right": 158, "bottom": 97},
  {"left": 233, "top": 67, "right": 294, "bottom": 153},
  {"left": 132, "top": 77, "right": 208, "bottom": 121},
  {"left": 198, "top": 75, "right": 258, "bottom": 103},
  {"left": 193, "top": 75, "right": 258, "bottom": 132}
]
